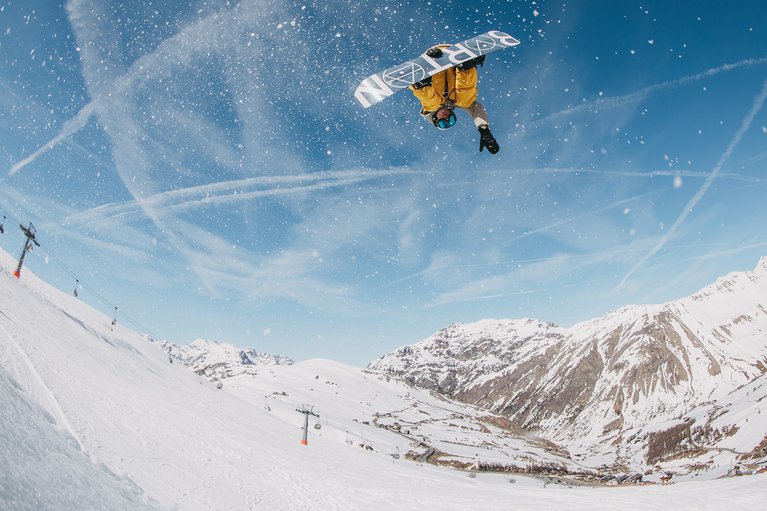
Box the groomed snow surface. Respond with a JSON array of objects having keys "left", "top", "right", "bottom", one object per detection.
[{"left": 0, "top": 249, "right": 764, "bottom": 510}]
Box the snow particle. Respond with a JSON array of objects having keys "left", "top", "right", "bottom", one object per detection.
[{"left": 673, "top": 176, "right": 683, "bottom": 189}]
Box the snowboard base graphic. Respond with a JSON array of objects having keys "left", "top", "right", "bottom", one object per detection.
[{"left": 354, "top": 30, "right": 520, "bottom": 109}]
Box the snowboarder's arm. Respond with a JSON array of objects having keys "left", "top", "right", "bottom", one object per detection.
[
  {"left": 460, "top": 101, "right": 490, "bottom": 128},
  {"left": 478, "top": 125, "right": 499, "bottom": 154}
]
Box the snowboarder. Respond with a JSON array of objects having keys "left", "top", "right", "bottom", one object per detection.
[{"left": 410, "top": 46, "right": 500, "bottom": 154}]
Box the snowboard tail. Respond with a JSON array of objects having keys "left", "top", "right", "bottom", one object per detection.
[{"left": 354, "top": 30, "right": 520, "bottom": 109}]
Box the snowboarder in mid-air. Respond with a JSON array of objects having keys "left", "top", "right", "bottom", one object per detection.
[
  {"left": 410, "top": 45, "right": 500, "bottom": 154},
  {"left": 354, "top": 31, "right": 519, "bottom": 153}
]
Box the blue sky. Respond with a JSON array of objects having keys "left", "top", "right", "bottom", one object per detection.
[{"left": 1, "top": 0, "right": 766, "bottom": 366}]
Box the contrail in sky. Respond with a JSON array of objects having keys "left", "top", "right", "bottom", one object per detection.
[
  {"left": 8, "top": 2, "right": 230, "bottom": 177},
  {"left": 618, "top": 76, "right": 767, "bottom": 287},
  {"left": 9, "top": 103, "right": 96, "bottom": 176},
  {"left": 63, "top": 168, "right": 414, "bottom": 228},
  {"left": 532, "top": 56, "right": 767, "bottom": 128}
]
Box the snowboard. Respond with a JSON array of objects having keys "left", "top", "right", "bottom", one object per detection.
[{"left": 354, "top": 30, "right": 520, "bottom": 109}]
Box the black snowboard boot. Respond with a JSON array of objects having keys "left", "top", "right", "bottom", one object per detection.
[{"left": 457, "top": 54, "right": 486, "bottom": 70}]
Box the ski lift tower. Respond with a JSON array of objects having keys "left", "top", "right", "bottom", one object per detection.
[
  {"left": 296, "top": 405, "right": 320, "bottom": 446},
  {"left": 13, "top": 222, "right": 40, "bottom": 278}
]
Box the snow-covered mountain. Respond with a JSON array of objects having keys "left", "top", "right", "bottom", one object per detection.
[
  {"left": 369, "top": 257, "right": 767, "bottom": 472},
  {"left": 160, "top": 338, "right": 293, "bottom": 380}
]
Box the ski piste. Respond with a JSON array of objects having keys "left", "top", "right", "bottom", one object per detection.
[{"left": 354, "top": 30, "right": 520, "bottom": 109}]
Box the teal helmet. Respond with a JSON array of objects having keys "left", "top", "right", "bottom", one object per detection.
[{"left": 432, "top": 106, "right": 457, "bottom": 130}]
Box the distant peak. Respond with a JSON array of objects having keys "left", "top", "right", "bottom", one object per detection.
[
  {"left": 190, "top": 338, "right": 219, "bottom": 347},
  {"left": 757, "top": 256, "right": 767, "bottom": 274}
]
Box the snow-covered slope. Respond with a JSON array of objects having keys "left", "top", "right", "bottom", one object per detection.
[
  {"left": 221, "top": 359, "right": 580, "bottom": 476},
  {"left": 618, "top": 371, "right": 767, "bottom": 480},
  {"left": 160, "top": 338, "right": 293, "bottom": 380},
  {"left": 0, "top": 365, "right": 156, "bottom": 511},
  {"left": 369, "top": 258, "right": 767, "bottom": 474},
  {"left": 1, "top": 247, "right": 766, "bottom": 510}
]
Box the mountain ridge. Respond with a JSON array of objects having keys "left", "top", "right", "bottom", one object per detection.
[
  {"left": 368, "top": 257, "right": 767, "bottom": 470},
  {"left": 160, "top": 338, "right": 293, "bottom": 380}
]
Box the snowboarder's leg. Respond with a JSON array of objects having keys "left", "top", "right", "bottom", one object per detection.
[{"left": 453, "top": 67, "right": 478, "bottom": 107}]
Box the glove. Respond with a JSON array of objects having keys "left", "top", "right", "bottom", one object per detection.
[
  {"left": 478, "top": 126, "right": 499, "bottom": 154},
  {"left": 426, "top": 47, "right": 444, "bottom": 58},
  {"left": 411, "top": 75, "right": 432, "bottom": 90},
  {"left": 457, "top": 54, "right": 486, "bottom": 71}
]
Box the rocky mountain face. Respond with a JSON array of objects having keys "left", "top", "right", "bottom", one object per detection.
[
  {"left": 160, "top": 339, "right": 293, "bottom": 380},
  {"left": 369, "top": 258, "right": 767, "bottom": 460}
]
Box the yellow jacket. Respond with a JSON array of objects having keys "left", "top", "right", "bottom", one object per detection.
[{"left": 410, "top": 65, "right": 478, "bottom": 111}]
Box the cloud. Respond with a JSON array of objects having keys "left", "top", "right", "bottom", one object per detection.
[
  {"left": 427, "top": 241, "right": 660, "bottom": 308},
  {"left": 10, "top": 0, "right": 299, "bottom": 178},
  {"left": 427, "top": 252, "right": 584, "bottom": 307},
  {"left": 51, "top": 0, "right": 366, "bottom": 306},
  {"left": 4, "top": 0, "right": 431, "bottom": 313}
]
